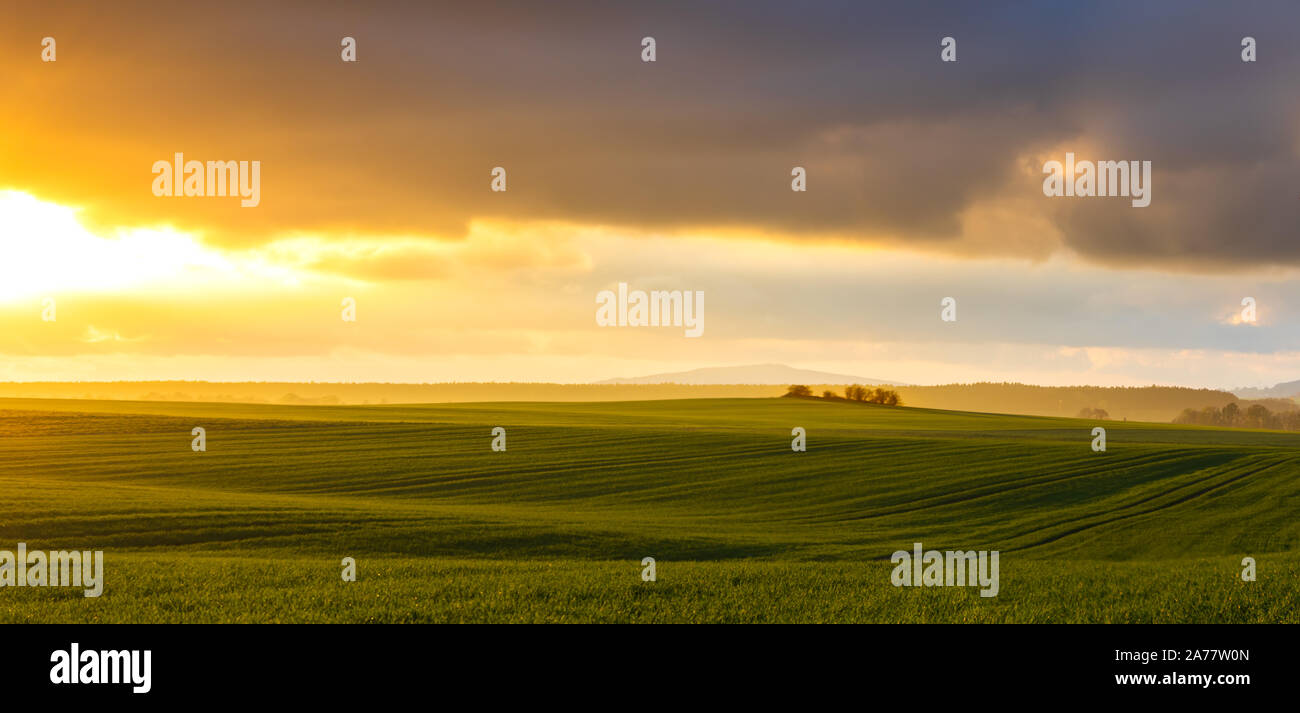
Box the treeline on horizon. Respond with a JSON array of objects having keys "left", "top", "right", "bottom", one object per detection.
[
  {"left": 784, "top": 384, "right": 903, "bottom": 405},
  {"left": 1173, "top": 401, "right": 1300, "bottom": 431},
  {"left": 0, "top": 380, "right": 1292, "bottom": 425}
]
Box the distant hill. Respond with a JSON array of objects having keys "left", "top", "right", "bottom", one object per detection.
[
  {"left": 0, "top": 379, "right": 1275, "bottom": 424},
  {"left": 1231, "top": 380, "right": 1300, "bottom": 400},
  {"left": 595, "top": 363, "right": 895, "bottom": 385}
]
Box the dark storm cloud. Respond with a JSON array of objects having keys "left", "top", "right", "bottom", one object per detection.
[{"left": 2, "top": 0, "right": 1296, "bottom": 268}]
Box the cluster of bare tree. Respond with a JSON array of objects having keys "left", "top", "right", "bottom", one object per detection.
[
  {"left": 1173, "top": 402, "right": 1300, "bottom": 431},
  {"left": 1076, "top": 407, "right": 1110, "bottom": 419},
  {"left": 784, "top": 384, "right": 903, "bottom": 406}
]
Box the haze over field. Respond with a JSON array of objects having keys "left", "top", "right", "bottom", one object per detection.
[
  {"left": 0, "top": 375, "right": 1292, "bottom": 423},
  {"left": 594, "top": 363, "right": 895, "bottom": 385}
]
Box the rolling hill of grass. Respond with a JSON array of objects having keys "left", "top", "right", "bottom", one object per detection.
[{"left": 0, "top": 396, "right": 1295, "bottom": 623}]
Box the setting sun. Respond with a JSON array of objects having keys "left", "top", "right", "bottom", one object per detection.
[{"left": 0, "top": 190, "right": 232, "bottom": 302}]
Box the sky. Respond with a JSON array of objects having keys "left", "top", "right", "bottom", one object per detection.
[{"left": 1, "top": 1, "right": 1298, "bottom": 388}]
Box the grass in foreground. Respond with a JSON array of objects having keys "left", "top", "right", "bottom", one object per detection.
[{"left": 2, "top": 553, "right": 1293, "bottom": 624}]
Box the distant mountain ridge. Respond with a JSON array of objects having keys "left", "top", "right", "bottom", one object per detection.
[
  {"left": 1231, "top": 380, "right": 1300, "bottom": 400},
  {"left": 594, "top": 364, "right": 896, "bottom": 385}
]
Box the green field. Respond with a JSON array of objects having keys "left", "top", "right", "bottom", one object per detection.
[{"left": 0, "top": 396, "right": 1296, "bottom": 623}]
